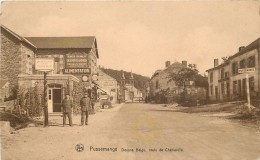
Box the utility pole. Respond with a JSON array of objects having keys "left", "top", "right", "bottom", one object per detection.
[
  {"left": 35, "top": 58, "right": 54, "bottom": 127},
  {"left": 246, "top": 73, "right": 251, "bottom": 113},
  {"left": 44, "top": 72, "right": 48, "bottom": 127},
  {"left": 238, "top": 67, "right": 255, "bottom": 113}
]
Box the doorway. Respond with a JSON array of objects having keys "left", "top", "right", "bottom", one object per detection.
[
  {"left": 215, "top": 86, "right": 218, "bottom": 101},
  {"left": 48, "top": 84, "right": 62, "bottom": 113}
]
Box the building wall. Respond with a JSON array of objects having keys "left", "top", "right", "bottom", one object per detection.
[
  {"left": 0, "top": 29, "right": 35, "bottom": 93},
  {"left": 150, "top": 71, "right": 173, "bottom": 95},
  {"left": 207, "top": 47, "right": 259, "bottom": 102},
  {"left": 32, "top": 48, "right": 98, "bottom": 109},
  {"left": 1, "top": 30, "right": 22, "bottom": 85},
  {"left": 97, "top": 69, "right": 118, "bottom": 104},
  {"left": 218, "top": 64, "right": 230, "bottom": 101},
  {"left": 229, "top": 49, "right": 259, "bottom": 99}
]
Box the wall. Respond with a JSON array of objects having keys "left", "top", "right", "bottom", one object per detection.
[
  {"left": 208, "top": 69, "right": 219, "bottom": 101},
  {"left": 1, "top": 30, "right": 22, "bottom": 85},
  {"left": 1, "top": 29, "right": 35, "bottom": 96},
  {"left": 229, "top": 49, "right": 259, "bottom": 100},
  {"left": 97, "top": 69, "right": 118, "bottom": 104},
  {"left": 34, "top": 48, "right": 98, "bottom": 111}
]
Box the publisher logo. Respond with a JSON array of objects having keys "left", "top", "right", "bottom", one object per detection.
[{"left": 75, "top": 144, "right": 84, "bottom": 152}]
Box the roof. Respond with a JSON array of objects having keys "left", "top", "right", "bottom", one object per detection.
[
  {"left": 25, "top": 36, "right": 99, "bottom": 58},
  {"left": 151, "top": 62, "right": 186, "bottom": 79},
  {"left": 25, "top": 36, "right": 95, "bottom": 49},
  {"left": 206, "top": 37, "right": 260, "bottom": 72},
  {"left": 206, "top": 61, "right": 229, "bottom": 72},
  {"left": 229, "top": 38, "right": 260, "bottom": 60},
  {"left": 1, "top": 25, "right": 36, "bottom": 49}
]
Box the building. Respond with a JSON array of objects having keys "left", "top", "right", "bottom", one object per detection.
[
  {"left": 149, "top": 61, "right": 207, "bottom": 104},
  {"left": 95, "top": 69, "right": 118, "bottom": 104},
  {"left": 206, "top": 38, "right": 260, "bottom": 103},
  {"left": 1, "top": 25, "right": 99, "bottom": 114},
  {"left": 0, "top": 25, "right": 36, "bottom": 93},
  {"left": 119, "top": 72, "right": 142, "bottom": 102}
]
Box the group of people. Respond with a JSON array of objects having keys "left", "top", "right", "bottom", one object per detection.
[{"left": 62, "top": 92, "right": 92, "bottom": 127}]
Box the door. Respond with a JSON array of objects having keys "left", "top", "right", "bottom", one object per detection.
[
  {"left": 215, "top": 86, "right": 218, "bottom": 100},
  {"left": 242, "top": 79, "right": 246, "bottom": 98},
  {"left": 238, "top": 80, "right": 241, "bottom": 97},
  {"left": 48, "top": 89, "right": 53, "bottom": 113},
  {"left": 227, "top": 82, "right": 230, "bottom": 98},
  {"left": 53, "top": 89, "right": 62, "bottom": 112}
]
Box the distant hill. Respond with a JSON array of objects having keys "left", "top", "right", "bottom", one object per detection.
[{"left": 100, "top": 68, "right": 150, "bottom": 91}]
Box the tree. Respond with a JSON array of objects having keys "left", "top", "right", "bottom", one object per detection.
[
  {"left": 168, "top": 68, "right": 199, "bottom": 102},
  {"left": 221, "top": 56, "right": 230, "bottom": 63},
  {"left": 168, "top": 68, "right": 199, "bottom": 87}
]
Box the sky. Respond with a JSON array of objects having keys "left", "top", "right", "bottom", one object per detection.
[{"left": 1, "top": 1, "right": 260, "bottom": 77}]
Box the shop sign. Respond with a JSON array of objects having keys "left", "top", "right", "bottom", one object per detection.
[
  {"left": 63, "top": 68, "right": 91, "bottom": 74},
  {"left": 238, "top": 68, "right": 255, "bottom": 73},
  {"left": 35, "top": 58, "right": 54, "bottom": 71},
  {"left": 65, "top": 54, "right": 88, "bottom": 69}
]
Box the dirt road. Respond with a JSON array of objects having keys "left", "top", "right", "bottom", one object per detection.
[{"left": 2, "top": 103, "right": 260, "bottom": 160}]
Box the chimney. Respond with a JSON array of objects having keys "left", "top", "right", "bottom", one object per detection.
[
  {"left": 182, "top": 60, "right": 187, "bottom": 67},
  {"left": 214, "top": 59, "right": 219, "bottom": 67},
  {"left": 165, "top": 61, "right": 171, "bottom": 68},
  {"left": 239, "top": 46, "right": 245, "bottom": 52}
]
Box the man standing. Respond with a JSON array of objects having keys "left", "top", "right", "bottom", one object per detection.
[
  {"left": 62, "top": 94, "right": 73, "bottom": 127},
  {"left": 80, "top": 92, "right": 91, "bottom": 125}
]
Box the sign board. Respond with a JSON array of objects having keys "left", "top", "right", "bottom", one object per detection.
[
  {"left": 65, "top": 54, "right": 88, "bottom": 69},
  {"left": 82, "top": 75, "right": 88, "bottom": 82},
  {"left": 63, "top": 68, "right": 91, "bottom": 74},
  {"left": 35, "top": 58, "right": 54, "bottom": 71},
  {"left": 238, "top": 68, "right": 255, "bottom": 74},
  {"left": 92, "top": 74, "right": 98, "bottom": 81}
]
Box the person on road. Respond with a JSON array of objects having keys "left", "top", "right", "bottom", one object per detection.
[
  {"left": 80, "top": 92, "right": 91, "bottom": 125},
  {"left": 62, "top": 94, "right": 73, "bottom": 127}
]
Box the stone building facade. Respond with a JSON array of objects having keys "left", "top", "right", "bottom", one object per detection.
[
  {"left": 1, "top": 25, "right": 99, "bottom": 114},
  {"left": 0, "top": 25, "right": 36, "bottom": 96},
  {"left": 206, "top": 38, "right": 260, "bottom": 103}
]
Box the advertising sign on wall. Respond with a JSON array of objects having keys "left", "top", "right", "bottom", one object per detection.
[
  {"left": 65, "top": 54, "right": 88, "bottom": 69},
  {"left": 35, "top": 58, "right": 54, "bottom": 71},
  {"left": 63, "top": 68, "right": 91, "bottom": 74}
]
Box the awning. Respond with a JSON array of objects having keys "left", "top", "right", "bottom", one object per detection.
[{"left": 92, "top": 81, "right": 109, "bottom": 94}]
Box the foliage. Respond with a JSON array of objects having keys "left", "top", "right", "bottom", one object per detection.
[
  {"left": 194, "top": 74, "right": 208, "bottom": 88},
  {"left": 4, "top": 85, "right": 18, "bottom": 101},
  {"left": 221, "top": 56, "right": 230, "bottom": 63},
  {"left": 16, "top": 85, "right": 42, "bottom": 117},
  {"left": 168, "top": 68, "right": 199, "bottom": 86}
]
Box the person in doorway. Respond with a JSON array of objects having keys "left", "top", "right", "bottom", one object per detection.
[
  {"left": 62, "top": 93, "right": 73, "bottom": 127},
  {"left": 80, "top": 92, "right": 91, "bottom": 125}
]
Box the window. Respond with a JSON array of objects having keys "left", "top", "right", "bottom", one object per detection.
[
  {"left": 248, "top": 56, "right": 255, "bottom": 68},
  {"left": 240, "top": 59, "right": 246, "bottom": 69},
  {"left": 210, "top": 72, "right": 213, "bottom": 83},
  {"left": 221, "top": 68, "right": 224, "bottom": 79},
  {"left": 224, "top": 72, "right": 229, "bottom": 78},
  {"left": 232, "top": 62, "right": 238, "bottom": 75},
  {"left": 156, "top": 81, "right": 159, "bottom": 89}
]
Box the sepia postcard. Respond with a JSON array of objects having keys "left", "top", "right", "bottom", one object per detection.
[{"left": 0, "top": 1, "right": 260, "bottom": 160}]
